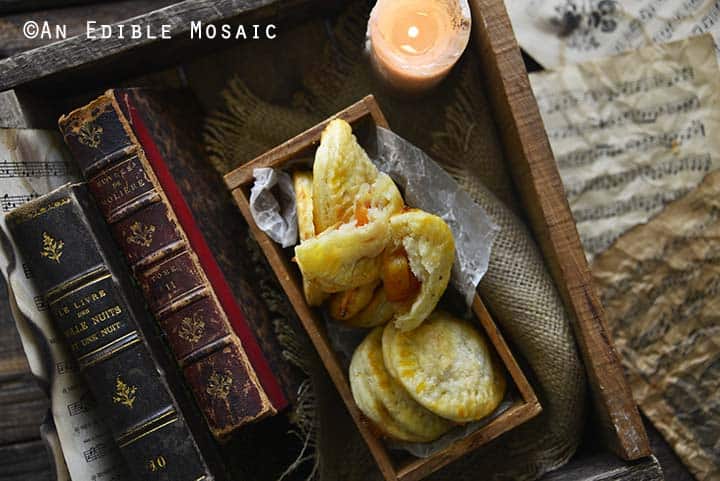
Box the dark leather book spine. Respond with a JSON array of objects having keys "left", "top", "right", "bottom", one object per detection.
[
  {"left": 5, "top": 184, "right": 215, "bottom": 481},
  {"left": 58, "top": 92, "right": 275, "bottom": 439},
  {"left": 113, "top": 88, "right": 302, "bottom": 405}
]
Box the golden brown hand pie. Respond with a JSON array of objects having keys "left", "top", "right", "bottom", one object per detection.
[
  {"left": 294, "top": 220, "right": 387, "bottom": 292},
  {"left": 293, "top": 170, "right": 316, "bottom": 242},
  {"left": 312, "top": 119, "right": 404, "bottom": 232},
  {"left": 344, "top": 287, "right": 396, "bottom": 328},
  {"left": 350, "top": 327, "right": 453, "bottom": 442},
  {"left": 293, "top": 170, "right": 329, "bottom": 306},
  {"left": 384, "top": 210, "right": 455, "bottom": 331},
  {"left": 383, "top": 312, "right": 506, "bottom": 423},
  {"left": 312, "top": 119, "right": 379, "bottom": 232},
  {"left": 328, "top": 281, "right": 379, "bottom": 321}
]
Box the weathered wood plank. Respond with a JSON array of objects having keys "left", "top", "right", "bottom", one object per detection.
[
  {"left": 468, "top": 0, "right": 651, "bottom": 461},
  {"left": 0, "top": 440, "right": 53, "bottom": 481},
  {"left": 0, "top": 1, "right": 97, "bottom": 15},
  {"left": 0, "top": 0, "right": 331, "bottom": 93},
  {"left": 542, "top": 454, "right": 663, "bottom": 481},
  {"left": 0, "top": 0, "right": 177, "bottom": 59},
  {"left": 0, "top": 274, "right": 49, "bottom": 445}
]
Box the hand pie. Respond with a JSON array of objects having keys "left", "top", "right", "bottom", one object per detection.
[
  {"left": 350, "top": 327, "right": 453, "bottom": 442},
  {"left": 344, "top": 288, "right": 396, "bottom": 328},
  {"left": 293, "top": 170, "right": 316, "bottom": 242},
  {"left": 313, "top": 119, "right": 379, "bottom": 232},
  {"left": 384, "top": 210, "right": 455, "bottom": 331},
  {"left": 294, "top": 220, "right": 387, "bottom": 292},
  {"left": 382, "top": 312, "right": 506, "bottom": 423},
  {"left": 293, "top": 170, "right": 329, "bottom": 306},
  {"left": 328, "top": 281, "right": 378, "bottom": 321}
]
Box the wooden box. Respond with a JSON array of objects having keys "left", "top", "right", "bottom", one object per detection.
[
  {"left": 224, "top": 95, "right": 542, "bottom": 481},
  {"left": 0, "top": 0, "right": 653, "bottom": 479}
]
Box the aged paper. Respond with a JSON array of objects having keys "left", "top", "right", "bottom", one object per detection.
[
  {"left": 592, "top": 169, "right": 720, "bottom": 481},
  {"left": 0, "top": 129, "right": 130, "bottom": 481},
  {"left": 507, "top": 0, "right": 720, "bottom": 68},
  {"left": 530, "top": 35, "right": 720, "bottom": 261}
]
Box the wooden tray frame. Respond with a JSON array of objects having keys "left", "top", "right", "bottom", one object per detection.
[
  {"left": 0, "top": 0, "right": 652, "bottom": 473},
  {"left": 225, "top": 96, "right": 541, "bottom": 481}
]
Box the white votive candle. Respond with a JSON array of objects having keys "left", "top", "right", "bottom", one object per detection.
[{"left": 368, "top": 0, "right": 472, "bottom": 95}]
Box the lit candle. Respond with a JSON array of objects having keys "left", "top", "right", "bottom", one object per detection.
[{"left": 368, "top": 0, "right": 471, "bottom": 95}]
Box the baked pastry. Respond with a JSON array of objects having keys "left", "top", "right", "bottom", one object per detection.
[
  {"left": 382, "top": 311, "right": 506, "bottom": 423},
  {"left": 293, "top": 170, "right": 329, "bottom": 306},
  {"left": 344, "top": 288, "right": 396, "bottom": 328},
  {"left": 312, "top": 119, "right": 379, "bottom": 232},
  {"left": 328, "top": 281, "right": 379, "bottom": 321},
  {"left": 293, "top": 170, "right": 316, "bottom": 241},
  {"left": 384, "top": 210, "right": 455, "bottom": 331},
  {"left": 294, "top": 220, "right": 387, "bottom": 292},
  {"left": 312, "top": 119, "right": 403, "bottom": 230},
  {"left": 350, "top": 327, "right": 453, "bottom": 442}
]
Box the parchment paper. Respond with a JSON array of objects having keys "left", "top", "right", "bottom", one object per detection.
[
  {"left": 507, "top": 0, "right": 720, "bottom": 68},
  {"left": 250, "top": 167, "right": 297, "bottom": 247},
  {"left": 530, "top": 35, "right": 720, "bottom": 261},
  {"left": 592, "top": 169, "right": 720, "bottom": 481},
  {"left": 0, "top": 129, "right": 130, "bottom": 481}
]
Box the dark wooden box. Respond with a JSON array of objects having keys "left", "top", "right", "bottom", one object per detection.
[{"left": 224, "top": 95, "right": 542, "bottom": 481}]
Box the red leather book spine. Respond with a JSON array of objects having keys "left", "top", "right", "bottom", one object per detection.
[
  {"left": 120, "top": 92, "right": 287, "bottom": 411},
  {"left": 58, "top": 93, "right": 277, "bottom": 439}
]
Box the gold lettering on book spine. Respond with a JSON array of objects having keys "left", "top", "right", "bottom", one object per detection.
[
  {"left": 206, "top": 370, "right": 233, "bottom": 400},
  {"left": 77, "top": 122, "right": 103, "bottom": 148},
  {"left": 127, "top": 221, "right": 156, "bottom": 247},
  {"left": 41, "top": 232, "right": 64, "bottom": 263},
  {"left": 112, "top": 376, "right": 138, "bottom": 408},
  {"left": 178, "top": 311, "right": 205, "bottom": 345}
]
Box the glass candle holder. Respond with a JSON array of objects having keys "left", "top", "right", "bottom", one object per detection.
[{"left": 368, "top": 0, "right": 472, "bottom": 95}]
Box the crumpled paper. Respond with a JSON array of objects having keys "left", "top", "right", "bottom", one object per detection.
[
  {"left": 249, "top": 167, "right": 297, "bottom": 247},
  {"left": 371, "top": 127, "right": 498, "bottom": 307}
]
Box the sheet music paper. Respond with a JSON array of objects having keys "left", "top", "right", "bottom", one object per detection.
[
  {"left": 507, "top": 0, "right": 720, "bottom": 68},
  {"left": 0, "top": 128, "right": 130, "bottom": 481},
  {"left": 592, "top": 169, "right": 720, "bottom": 481},
  {"left": 530, "top": 35, "right": 720, "bottom": 260}
]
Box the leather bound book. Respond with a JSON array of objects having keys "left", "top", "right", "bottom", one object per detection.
[
  {"left": 6, "top": 184, "right": 222, "bottom": 481},
  {"left": 58, "top": 91, "right": 279, "bottom": 439},
  {"left": 112, "top": 88, "right": 302, "bottom": 404}
]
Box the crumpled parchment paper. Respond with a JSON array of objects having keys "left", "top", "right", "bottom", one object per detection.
[
  {"left": 249, "top": 167, "right": 297, "bottom": 247},
  {"left": 372, "top": 126, "right": 498, "bottom": 307}
]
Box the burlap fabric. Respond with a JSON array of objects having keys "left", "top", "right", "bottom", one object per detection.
[{"left": 203, "top": 2, "right": 586, "bottom": 479}]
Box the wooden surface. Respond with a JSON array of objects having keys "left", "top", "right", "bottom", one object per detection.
[
  {"left": 0, "top": 0, "right": 98, "bottom": 15},
  {"left": 0, "top": 0, "right": 176, "bottom": 59},
  {"left": 0, "top": 0, "right": 330, "bottom": 93},
  {"left": 468, "top": 0, "right": 651, "bottom": 461},
  {"left": 543, "top": 454, "right": 663, "bottom": 481},
  {"left": 0, "top": 0, "right": 694, "bottom": 479}
]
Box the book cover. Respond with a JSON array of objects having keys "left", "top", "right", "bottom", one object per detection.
[
  {"left": 6, "top": 183, "right": 224, "bottom": 481},
  {"left": 58, "top": 91, "right": 278, "bottom": 439}
]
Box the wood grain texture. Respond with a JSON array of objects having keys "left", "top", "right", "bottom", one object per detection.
[
  {"left": 542, "top": 454, "right": 663, "bottom": 481},
  {"left": 0, "top": 440, "right": 53, "bottom": 481},
  {"left": 226, "top": 96, "right": 540, "bottom": 481},
  {"left": 0, "top": 275, "right": 48, "bottom": 446},
  {"left": 0, "top": 0, "right": 326, "bottom": 92},
  {"left": 467, "top": 0, "right": 650, "bottom": 461},
  {"left": 0, "top": 0, "right": 97, "bottom": 15},
  {"left": 0, "top": 0, "right": 176, "bottom": 59}
]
